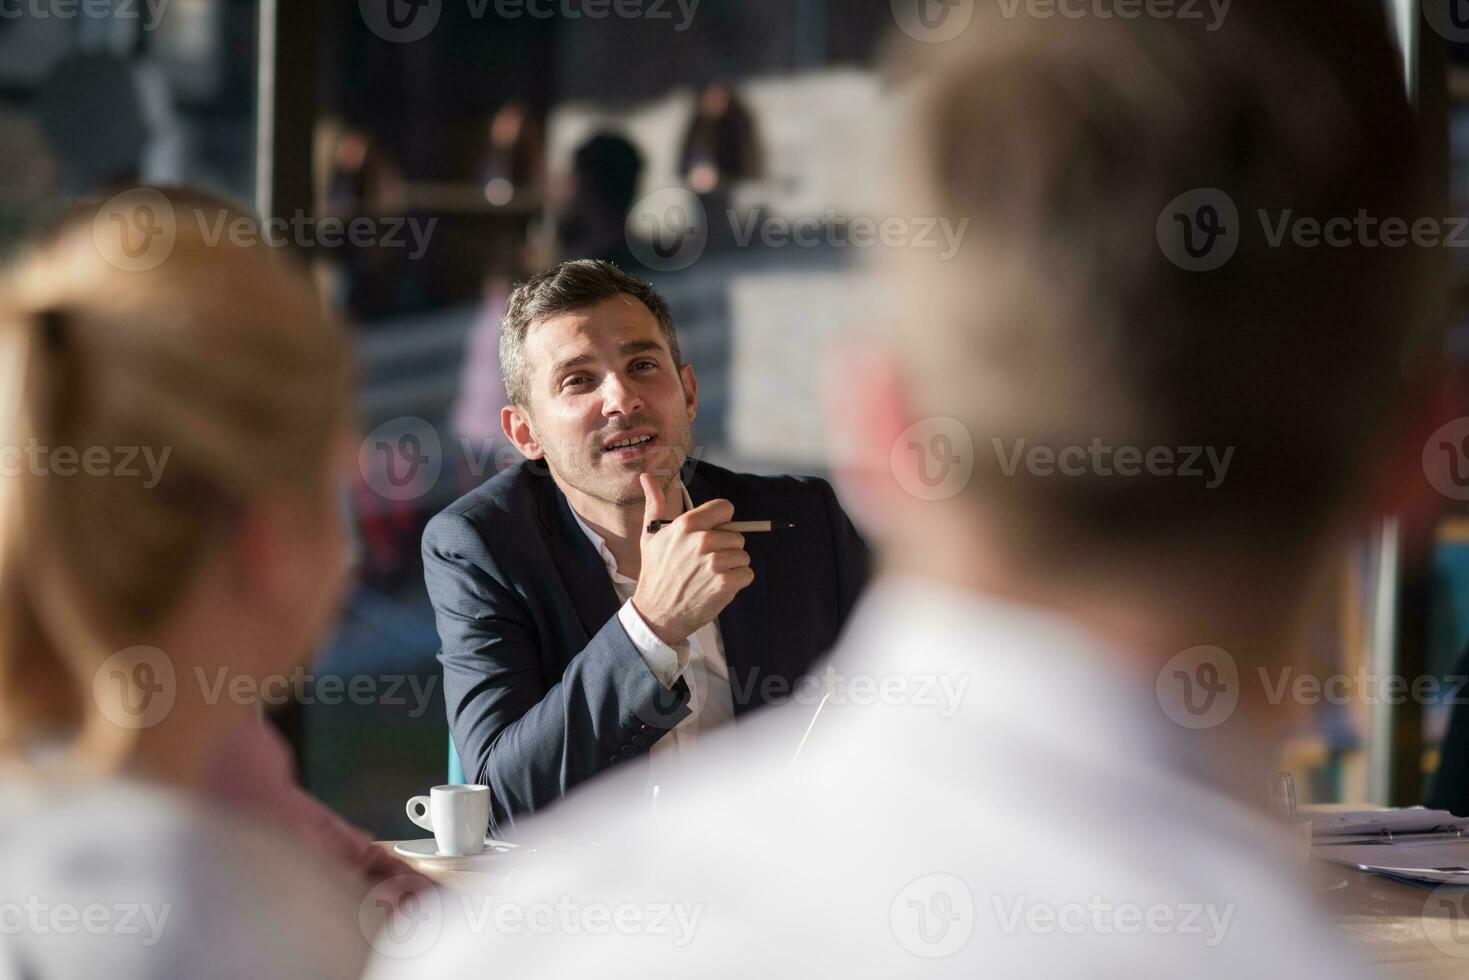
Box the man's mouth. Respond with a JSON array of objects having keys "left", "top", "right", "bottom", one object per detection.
[{"left": 602, "top": 432, "right": 656, "bottom": 453}]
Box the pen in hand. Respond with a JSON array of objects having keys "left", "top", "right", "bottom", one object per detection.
[{"left": 646, "top": 519, "right": 796, "bottom": 534}]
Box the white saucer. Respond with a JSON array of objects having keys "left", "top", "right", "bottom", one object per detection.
[{"left": 394, "top": 838, "right": 518, "bottom": 861}]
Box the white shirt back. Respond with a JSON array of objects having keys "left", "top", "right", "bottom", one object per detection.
[
  {"left": 366, "top": 574, "right": 1373, "bottom": 979},
  {"left": 0, "top": 777, "right": 370, "bottom": 979}
]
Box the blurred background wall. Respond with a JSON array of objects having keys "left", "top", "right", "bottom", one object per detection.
[{"left": 5, "top": 0, "right": 1469, "bottom": 834}]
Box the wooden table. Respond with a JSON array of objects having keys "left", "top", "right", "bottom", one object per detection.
[
  {"left": 1316, "top": 861, "right": 1469, "bottom": 979},
  {"left": 379, "top": 843, "right": 1469, "bottom": 976}
]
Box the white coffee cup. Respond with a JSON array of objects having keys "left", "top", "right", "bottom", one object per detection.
[{"left": 406, "top": 784, "right": 490, "bottom": 856}]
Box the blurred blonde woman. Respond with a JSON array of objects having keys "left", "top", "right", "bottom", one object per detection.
[{"left": 0, "top": 187, "right": 407, "bottom": 978}]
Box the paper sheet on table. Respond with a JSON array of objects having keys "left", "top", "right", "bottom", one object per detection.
[
  {"left": 1315, "top": 837, "right": 1469, "bottom": 885},
  {"left": 1307, "top": 807, "right": 1469, "bottom": 838}
]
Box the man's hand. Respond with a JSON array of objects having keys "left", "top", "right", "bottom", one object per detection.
[{"left": 630, "top": 473, "right": 754, "bottom": 646}]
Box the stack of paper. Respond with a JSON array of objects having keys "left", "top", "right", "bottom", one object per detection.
[{"left": 1309, "top": 808, "right": 1469, "bottom": 886}]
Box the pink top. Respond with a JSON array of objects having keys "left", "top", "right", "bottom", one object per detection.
[{"left": 202, "top": 716, "right": 420, "bottom": 886}]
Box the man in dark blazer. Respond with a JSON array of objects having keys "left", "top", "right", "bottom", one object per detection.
[{"left": 424, "top": 259, "right": 868, "bottom": 834}]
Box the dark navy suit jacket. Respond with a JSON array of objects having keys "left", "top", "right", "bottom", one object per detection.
[{"left": 423, "top": 459, "right": 869, "bottom": 833}]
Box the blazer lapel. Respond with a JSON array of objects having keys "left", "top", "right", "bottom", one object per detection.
[
  {"left": 536, "top": 472, "right": 622, "bottom": 642},
  {"left": 688, "top": 465, "right": 770, "bottom": 717}
]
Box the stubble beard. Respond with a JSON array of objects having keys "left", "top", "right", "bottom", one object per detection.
[{"left": 545, "top": 424, "right": 693, "bottom": 508}]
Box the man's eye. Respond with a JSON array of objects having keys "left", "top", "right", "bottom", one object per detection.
[
  {"left": 633, "top": 360, "right": 658, "bottom": 371},
  {"left": 563, "top": 375, "right": 592, "bottom": 389}
]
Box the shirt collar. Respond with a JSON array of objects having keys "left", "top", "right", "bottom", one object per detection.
[{"left": 569, "top": 480, "right": 695, "bottom": 582}]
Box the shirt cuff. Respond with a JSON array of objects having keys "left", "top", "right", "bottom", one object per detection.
[{"left": 618, "top": 599, "right": 689, "bottom": 690}]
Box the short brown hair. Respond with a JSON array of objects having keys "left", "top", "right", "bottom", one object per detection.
[
  {"left": 893, "top": 0, "right": 1433, "bottom": 555},
  {"left": 499, "top": 259, "right": 681, "bottom": 407}
]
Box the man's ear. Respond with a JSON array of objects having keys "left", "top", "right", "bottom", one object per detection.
[
  {"left": 501, "top": 404, "right": 544, "bottom": 460},
  {"left": 680, "top": 363, "right": 698, "bottom": 423},
  {"left": 822, "top": 339, "right": 911, "bottom": 545}
]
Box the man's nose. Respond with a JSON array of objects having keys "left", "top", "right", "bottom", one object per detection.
[{"left": 601, "top": 372, "right": 643, "bottom": 416}]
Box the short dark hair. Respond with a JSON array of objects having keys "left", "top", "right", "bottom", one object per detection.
[
  {"left": 499, "top": 259, "right": 681, "bottom": 406},
  {"left": 896, "top": 0, "right": 1434, "bottom": 555}
]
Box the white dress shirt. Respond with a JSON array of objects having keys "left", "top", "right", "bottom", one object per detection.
[
  {"left": 567, "top": 482, "right": 736, "bottom": 786},
  {"left": 369, "top": 573, "right": 1377, "bottom": 979}
]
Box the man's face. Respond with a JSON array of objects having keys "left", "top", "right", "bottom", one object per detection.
[{"left": 506, "top": 294, "right": 696, "bottom": 507}]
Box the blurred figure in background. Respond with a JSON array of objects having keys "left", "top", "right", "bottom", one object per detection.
[
  {"left": 369, "top": 1, "right": 1439, "bottom": 976},
  {"left": 451, "top": 102, "right": 550, "bottom": 493},
  {"left": 320, "top": 125, "right": 408, "bottom": 318},
  {"left": 0, "top": 188, "right": 405, "bottom": 976},
  {"left": 553, "top": 131, "right": 646, "bottom": 272},
  {"left": 477, "top": 100, "right": 545, "bottom": 207},
  {"left": 35, "top": 49, "right": 182, "bottom": 193},
  {"left": 679, "top": 82, "right": 762, "bottom": 196}
]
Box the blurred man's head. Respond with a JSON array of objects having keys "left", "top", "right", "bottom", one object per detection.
[
  {"left": 843, "top": 1, "right": 1437, "bottom": 595},
  {"left": 499, "top": 259, "right": 696, "bottom": 509}
]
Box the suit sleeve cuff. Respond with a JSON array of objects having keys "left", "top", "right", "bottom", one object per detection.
[{"left": 617, "top": 599, "right": 688, "bottom": 690}]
